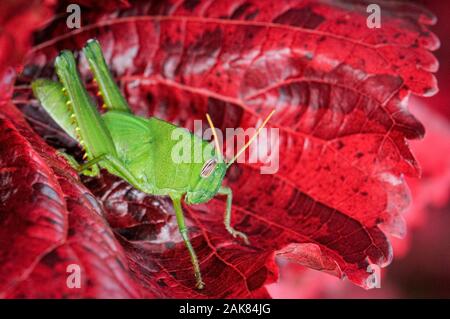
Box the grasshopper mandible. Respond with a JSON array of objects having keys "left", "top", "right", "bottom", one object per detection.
[{"left": 32, "top": 39, "right": 275, "bottom": 289}]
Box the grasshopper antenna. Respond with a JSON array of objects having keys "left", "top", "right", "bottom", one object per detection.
[
  {"left": 227, "top": 109, "right": 276, "bottom": 168},
  {"left": 206, "top": 113, "right": 223, "bottom": 162}
]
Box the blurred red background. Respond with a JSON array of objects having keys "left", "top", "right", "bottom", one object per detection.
[{"left": 269, "top": 0, "right": 450, "bottom": 298}]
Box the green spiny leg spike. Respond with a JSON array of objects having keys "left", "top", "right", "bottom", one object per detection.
[{"left": 83, "top": 39, "right": 131, "bottom": 113}]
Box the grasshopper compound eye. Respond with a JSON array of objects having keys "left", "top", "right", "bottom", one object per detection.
[{"left": 200, "top": 158, "right": 217, "bottom": 178}]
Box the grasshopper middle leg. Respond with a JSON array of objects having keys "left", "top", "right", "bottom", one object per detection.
[{"left": 219, "top": 186, "right": 249, "bottom": 244}]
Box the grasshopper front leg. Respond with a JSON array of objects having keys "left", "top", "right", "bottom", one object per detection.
[{"left": 170, "top": 194, "right": 204, "bottom": 289}]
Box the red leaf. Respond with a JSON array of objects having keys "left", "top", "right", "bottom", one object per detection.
[
  {"left": 0, "top": 103, "right": 66, "bottom": 296},
  {"left": 0, "top": 103, "right": 143, "bottom": 298},
  {"left": 82, "top": 173, "right": 274, "bottom": 298},
  {"left": 5, "top": 0, "right": 439, "bottom": 297},
  {"left": 0, "top": 0, "right": 54, "bottom": 100}
]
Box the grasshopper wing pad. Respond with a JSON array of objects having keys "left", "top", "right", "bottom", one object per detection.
[{"left": 102, "top": 111, "right": 153, "bottom": 169}]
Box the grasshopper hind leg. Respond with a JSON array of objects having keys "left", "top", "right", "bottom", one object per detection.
[{"left": 83, "top": 39, "right": 131, "bottom": 114}]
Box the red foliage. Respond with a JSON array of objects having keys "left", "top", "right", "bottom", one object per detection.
[
  {"left": 0, "top": 0, "right": 55, "bottom": 101},
  {"left": 268, "top": 98, "right": 450, "bottom": 298},
  {"left": 0, "top": 0, "right": 439, "bottom": 298}
]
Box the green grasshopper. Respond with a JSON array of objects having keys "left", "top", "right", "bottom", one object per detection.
[{"left": 32, "top": 39, "right": 275, "bottom": 289}]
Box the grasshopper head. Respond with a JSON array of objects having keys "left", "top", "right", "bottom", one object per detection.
[
  {"left": 185, "top": 110, "right": 275, "bottom": 205},
  {"left": 185, "top": 157, "right": 227, "bottom": 204}
]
